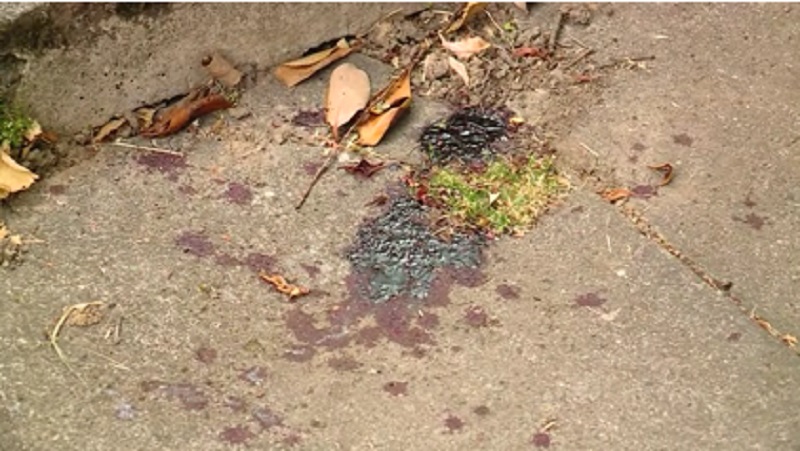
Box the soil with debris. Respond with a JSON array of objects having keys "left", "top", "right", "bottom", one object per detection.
[
  {"left": 419, "top": 106, "right": 509, "bottom": 165},
  {"left": 347, "top": 195, "right": 484, "bottom": 303}
]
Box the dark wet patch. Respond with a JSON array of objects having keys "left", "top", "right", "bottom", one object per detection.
[
  {"left": 383, "top": 381, "right": 408, "bottom": 396},
  {"left": 238, "top": 366, "right": 268, "bottom": 385},
  {"left": 444, "top": 415, "right": 465, "bottom": 433},
  {"left": 244, "top": 252, "right": 277, "bottom": 273},
  {"left": 291, "top": 109, "right": 325, "bottom": 128},
  {"left": 219, "top": 425, "right": 255, "bottom": 445},
  {"left": 175, "top": 231, "right": 215, "bottom": 257},
  {"left": 283, "top": 344, "right": 316, "bottom": 363},
  {"left": 630, "top": 184, "right": 657, "bottom": 199},
  {"left": 734, "top": 213, "right": 767, "bottom": 230},
  {"left": 743, "top": 195, "right": 757, "bottom": 208},
  {"left": 727, "top": 332, "right": 742, "bottom": 342},
  {"left": 464, "top": 305, "right": 490, "bottom": 328},
  {"left": 631, "top": 142, "right": 646, "bottom": 152},
  {"left": 473, "top": 405, "right": 490, "bottom": 417},
  {"left": 347, "top": 196, "right": 484, "bottom": 302},
  {"left": 214, "top": 253, "right": 243, "bottom": 267},
  {"left": 574, "top": 292, "right": 606, "bottom": 308},
  {"left": 420, "top": 107, "right": 509, "bottom": 165},
  {"left": 48, "top": 184, "right": 67, "bottom": 195},
  {"left": 672, "top": 133, "right": 693, "bottom": 147},
  {"left": 496, "top": 283, "right": 521, "bottom": 299},
  {"left": 136, "top": 151, "right": 187, "bottom": 181},
  {"left": 195, "top": 346, "right": 217, "bottom": 364},
  {"left": 327, "top": 355, "right": 362, "bottom": 372},
  {"left": 223, "top": 396, "right": 248, "bottom": 413},
  {"left": 224, "top": 182, "right": 253, "bottom": 205},
  {"left": 300, "top": 263, "right": 321, "bottom": 279},
  {"left": 141, "top": 380, "right": 209, "bottom": 411},
  {"left": 252, "top": 406, "right": 284, "bottom": 430},
  {"left": 531, "top": 432, "right": 551, "bottom": 448},
  {"left": 281, "top": 431, "right": 303, "bottom": 447}
]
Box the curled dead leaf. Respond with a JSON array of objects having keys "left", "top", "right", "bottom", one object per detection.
[
  {"left": 92, "top": 117, "right": 128, "bottom": 143},
  {"left": 135, "top": 107, "right": 157, "bottom": 130},
  {"left": 202, "top": 52, "right": 243, "bottom": 88},
  {"left": 140, "top": 88, "right": 233, "bottom": 138},
  {"left": 448, "top": 56, "right": 470, "bottom": 86},
  {"left": 441, "top": 35, "right": 491, "bottom": 60},
  {"left": 339, "top": 158, "right": 386, "bottom": 178},
  {"left": 259, "top": 271, "right": 310, "bottom": 301},
  {"left": 445, "top": 2, "right": 487, "bottom": 34},
  {"left": 356, "top": 67, "right": 412, "bottom": 147},
  {"left": 0, "top": 148, "right": 38, "bottom": 199},
  {"left": 648, "top": 162, "right": 674, "bottom": 186},
  {"left": 274, "top": 38, "right": 358, "bottom": 87},
  {"left": 325, "top": 63, "right": 371, "bottom": 140},
  {"left": 601, "top": 188, "right": 632, "bottom": 203}
]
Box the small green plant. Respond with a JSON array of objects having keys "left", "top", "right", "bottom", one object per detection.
[
  {"left": 427, "top": 155, "right": 568, "bottom": 235},
  {"left": 0, "top": 102, "right": 34, "bottom": 149}
]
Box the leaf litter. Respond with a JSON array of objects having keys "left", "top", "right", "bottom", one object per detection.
[
  {"left": 259, "top": 272, "right": 310, "bottom": 301},
  {"left": 325, "top": 63, "right": 371, "bottom": 140},
  {"left": 274, "top": 37, "right": 360, "bottom": 87}
]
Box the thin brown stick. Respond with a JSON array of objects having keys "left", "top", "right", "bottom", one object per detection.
[
  {"left": 295, "top": 151, "right": 338, "bottom": 210},
  {"left": 564, "top": 48, "right": 595, "bottom": 69},
  {"left": 109, "top": 140, "right": 184, "bottom": 156}
]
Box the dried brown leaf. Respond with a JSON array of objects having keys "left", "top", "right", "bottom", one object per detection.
[
  {"left": 441, "top": 36, "right": 491, "bottom": 60},
  {"left": 448, "top": 56, "right": 470, "bottom": 86},
  {"left": 273, "top": 38, "right": 356, "bottom": 87},
  {"left": 259, "top": 271, "right": 310, "bottom": 301},
  {"left": 92, "top": 117, "right": 128, "bottom": 143},
  {"left": 62, "top": 302, "right": 106, "bottom": 327},
  {"left": 0, "top": 148, "right": 38, "bottom": 199},
  {"left": 445, "top": 2, "right": 487, "bottom": 34},
  {"left": 782, "top": 334, "right": 798, "bottom": 348},
  {"left": 339, "top": 158, "right": 386, "bottom": 178},
  {"left": 141, "top": 89, "right": 233, "bottom": 138},
  {"left": 325, "top": 63, "right": 371, "bottom": 139},
  {"left": 135, "top": 107, "right": 157, "bottom": 130},
  {"left": 601, "top": 188, "right": 632, "bottom": 203},
  {"left": 356, "top": 68, "right": 412, "bottom": 146},
  {"left": 202, "top": 52, "right": 242, "bottom": 88},
  {"left": 648, "top": 162, "right": 674, "bottom": 186}
]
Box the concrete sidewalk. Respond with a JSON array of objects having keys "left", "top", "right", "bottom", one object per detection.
[{"left": 1, "top": 3, "right": 798, "bottom": 450}]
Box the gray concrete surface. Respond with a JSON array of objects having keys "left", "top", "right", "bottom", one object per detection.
[
  {"left": 558, "top": 3, "right": 800, "bottom": 342},
  {"left": 2, "top": 3, "right": 800, "bottom": 451}
]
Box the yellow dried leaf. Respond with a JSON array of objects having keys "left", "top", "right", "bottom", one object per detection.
[
  {"left": 356, "top": 68, "right": 412, "bottom": 147},
  {"left": 92, "top": 117, "right": 128, "bottom": 143},
  {"left": 448, "top": 56, "right": 470, "bottom": 86},
  {"left": 0, "top": 150, "right": 38, "bottom": 199},
  {"left": 441, "top": 36, "right": 491, "bottom": 59},
  {"left": 445, "top": 2, "right": 487, "bottom": 34},
  {"left": 259, "top": 271, "right": 310, "bottom": 301},
  {"left": 325, "top": 63, "right": 371, "bottom": 139},
  {"left": 274, "top": 38, "right": 356, "bottom": 87}
]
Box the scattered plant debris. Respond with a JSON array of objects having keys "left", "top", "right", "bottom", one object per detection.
[
  {"left": 0, "top": 221, "right": 24, "bottom": 266},
  {"left": 601, "top": 187, "right": 632, "bottom": 203},
  {"left": 356, "top": 65, "right": 413, "bottom": 146},
  {"left": 202, "top": 52, "right": 243, "bottom": 88},
  {"left": 48, "top": 301, "right": 106, "bottom": 376},
  {"left": 141, "top": 86, "right": 234, "bottom": 138},
  {"left": 440, "top": 35, "right": 491, "bottom": 59},
  {"left": 339, "top": 158, "right": 387, "bottom": 178},
  {"left": 445, "top": 2, "right": 487, "bottom": 34},
  {"left": 274, "top": 37, "right": 360, "bottom": 87},
  {"left": 0, "top": 144, "right": 38, "bottom": 199},
  {"left": 259, "top": 272, "right": 310, "bottom": 301},
  {"left": 448, "top": 56, "right": 470, "bottom": 86}
]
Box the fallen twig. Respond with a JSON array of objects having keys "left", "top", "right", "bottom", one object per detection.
[
  {"left": 296, "top": 150, "right": 338, "bottom": 210},
  {"left": 548, "top": 11, "right": 566, "bottom": 52},
  {"left": 598, "top": 55, "right": 656, "bottom": 70},
  {"left": 109, "top": 140, "right": 184, "bottom": 156},
  {"left": 564, "top": 48, "right": 595, "bottom": 69}
]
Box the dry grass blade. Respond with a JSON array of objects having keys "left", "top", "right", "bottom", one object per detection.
[
  {"left": 49, "top": 301, "right": 106, "bottom": 380},
  {"left": 448, "top": 56, "right": 470, "bottom": 86},
  {"left": 325, "top": 63, "right": 371, "bottom": 141}
]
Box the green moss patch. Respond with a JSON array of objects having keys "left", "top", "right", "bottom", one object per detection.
[
  {"left": 426, "top": 155, "right": 568, "bottom": 235},
  {"left": 0, "top": 102, "right": 34, "bottom": 149}
]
